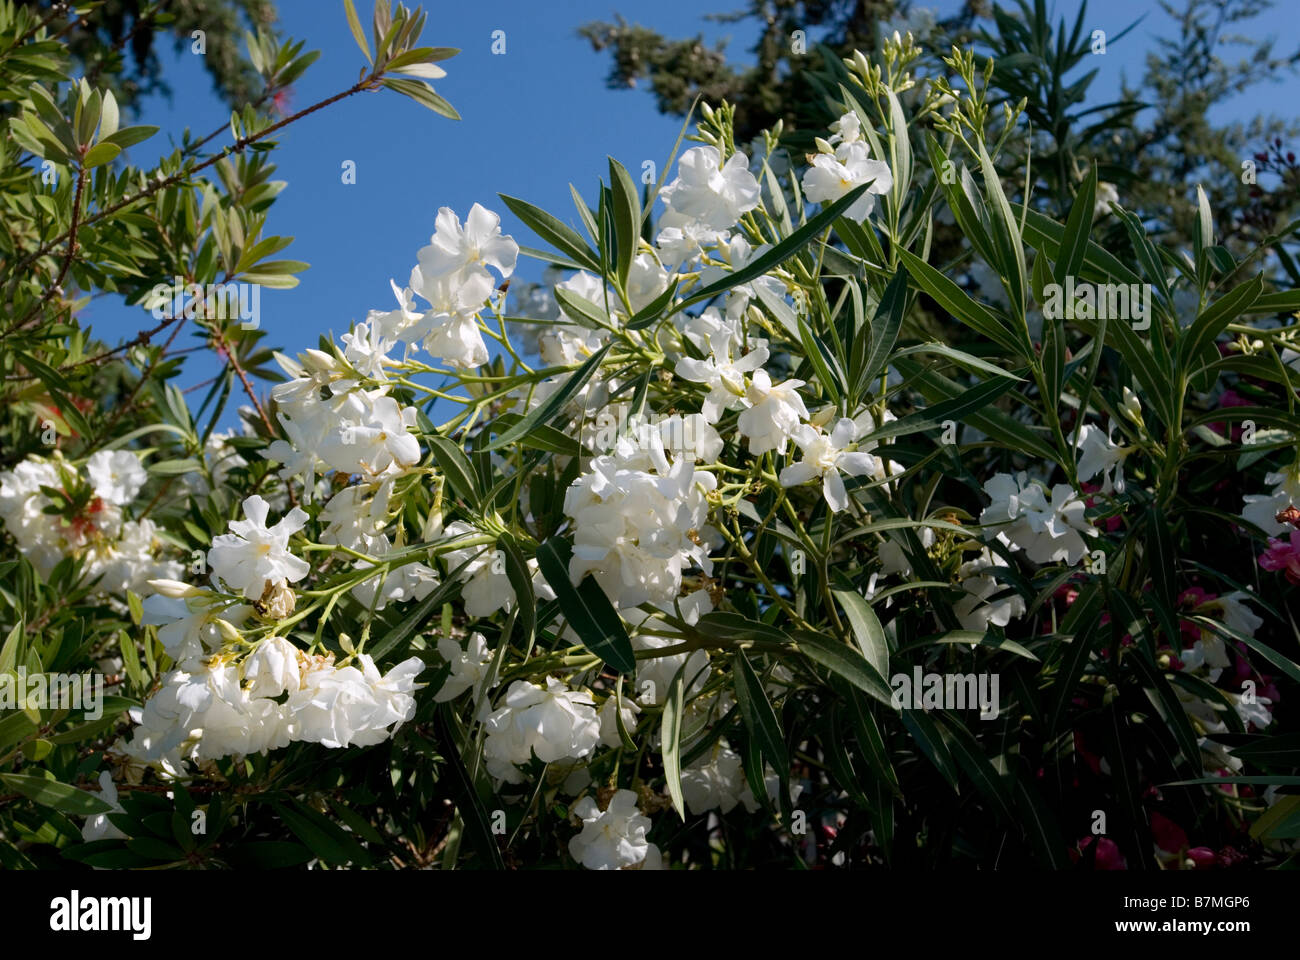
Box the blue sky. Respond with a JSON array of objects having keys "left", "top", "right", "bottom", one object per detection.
[{"left": 84, "top": 0, "right": 1300, "bottom": 417}]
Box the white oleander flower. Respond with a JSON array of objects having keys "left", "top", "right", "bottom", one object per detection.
[
  {"left": 597, "top": 694, "right": 642, "bottom": 747},
  {"left": 626, "top": 252, "right": 670, "bottom": 312},
  {"left": 681, "top": 739, "right": 748, "bottom": 814},
  {"left": 287, "top": 654, "right": 424, "bottom": 749},
  {"left": 441, "top": 521, "right": 517, "bottom": 617},
  {"left": 801, "top": 135, "right": 893, "bottom": 222},
  {"left": 655, "top": 218, "right": 726, "bottom": 269},
  {"left": 779, "top": 418, "right": 880, "bottom": 511},
  {"left": 81, "top": 771, "right": 128, "bottom": 842},
  {"left": 1074, "top": 422, "right": 1128, "bottom": 494},
  {"left": 142, "top": 580, "right": 251, "bottom": 666},
  {"left": 737, "top": 369, "right": 809, "bottom": 455},
  {"left": 978, "top": 472, "right": 1094, "bottom": 565},
  {"left": 434, "top": 632, "right": 494, "bottom": 702},
  {"left": 341, "top": 320, "right": 396, "bottom": 380},
  {"left": 481, "top": 678, "right": 601, "bottom": 783},
  {"left": 1243, "top": 462, "right": 1300, "bottom": 536},
  {"left": 415, "top": 203, "right": 518, "bottom": 283},
  {"left": 953, "top": 548, "right": 1028, "bottom": 631},
  {"left": 568, "top": 789, "right": 661, "bottom": 870},
  {"left": 207, "top": 495, "right": 310, "bottom": 600},
  {"left": 659, "top": 145, "right": 760, "bottom": 231},
  {"left": 86, "top": 450, "right": 148, "bottom": 506},
  {"left": 674, "top": 313, "right": 770, "bottom": 423},
  {"left": 633, "top": 634, "right": 711, "bottom": 706},
  {"left": 563, "top": 434, "right": 716, "bottom": 609},
  {"left": 241, "top": 637, "right": 302, "bottom": 699}
]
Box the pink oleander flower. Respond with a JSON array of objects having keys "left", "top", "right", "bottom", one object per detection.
[
  {"left": 1259, "top": 530, "right": 1300, "bottom": 584},
  {"left": 1075, "top": 836, "right": 1127, "bottom": 870}
]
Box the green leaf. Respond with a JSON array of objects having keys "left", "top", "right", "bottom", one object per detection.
[
  {"left": 498, "top": 532, "right": 535, "bottom": 649},
  {"left": 343, "top": 0, "right": 372, "bottom": 63},
  {"left": 483, "top": 343, "right": 610, "bottom": 452},
  {"left": 625, "top": 279, "right": 678, "bottom": 330},
  {"left": 535, "top": 538, "right": 635, "bottom": 673},
  {"left": 499, "top": 193, "right": 600, "bottom": 272},
  {"left": 936, "top": 711, "right": 1014, "bottom": 821},
  {"left": 856, "top": 375, "right": 1016, "bottom": 445},
  {"left": 1180, "top": 275, "right": 1263, "bottom": 371},
  {"left": 899, "top": 709, "right": 959, "bottom": 790},
  {"left": 889, "top": 342, "right": 1023, "bottom": 380},
  {"left": 1047, "top": 607, "right": 1103, "bottom": 735},
  {"left": 661, "top": 661, "right": 688, "bottom": 820},
  {"left": 896, "top": 248, "right": 1025, "bottom": 356},
  {"left": 101, "top": 125, "right": 159, "bottom": 151},
  {"left": 273, "top": 800, "right": 371, "bottom": 867},
  {"left": 696, "top": 611, "right": 788, "bottom": 644},
  {"left": 856, "top": 266, "right": 909, "bottom": 397},
  {"left": 844, "top": 685, "right": 899, "bottom": 795},
  {"left": 379, "top": 77, "right": 459, "bottom": 119},
  {"left": 831, "top": 588, "right": 888, "bottom": 679},
  {"left": 608, "top": 157, "right": 641, "bottom": 287},
  {"left": 794, "top": 630, "right": 894, "bottom": 708},
  {"left": 0, "top": 773, "right": 112, "bottom": 815},
  {"left": 1054, "top": 162, "right": 1097, "bottom": 289},
  {"left": 732, "top": 649, "right": 790, "bottom": 799},
  {"left": 81, "top": 141, "right": 120, "bottom": 168},
  {"left": 1012, "top": 775, "right": 1068, "bottom": 868},
  {"left": 432, "top": 704, "right": 505, "bottom": 870},
  {"left": 428, "top": 435, "right": 480, "bottom": 507}
]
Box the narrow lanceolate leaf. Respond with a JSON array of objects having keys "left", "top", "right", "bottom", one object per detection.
[
  {"left": 483, "top": 343, "right": 610, "bottom": 452},
  {"left": 343, "top": 0, "right": 372, "bottom": 63},
  {"left": 0, "top": 773, "right": 112, "bottom": 815},
  {"left": 856, "top": 266, "right": 909, "bottom": 397},
  {"left": 428, "top": 435, "right": 480, "bottom": 507},
  {"left": 1129, "top": 652, "right": 1202, "bottom": 774},
  {"left": 1054, "top": 162, "right": 1097, "bottom": 289},
  {"left": 673, "top": 182, "right": 872, "bottom": 314},
  {"left": 832, "top": 588, "right": 888, "bottom": 679},
  {"left": 432, "top": 705, "right": 505, "bottom": 870},
  {"left": 1180, "top": 275, "right": 1262, "bottom": 371},
  {"left": 625, "top": 279, "right": 678, "bottom": 330},
  {"left": 1047, "top": 607, "right": 1103, "bottom": 735},
  {"left": 856, "top": 376, "right": 1016, "bottom": 446},
  {"left": 794, "top": 630, "right": 894, "bottom": 708},
  {"left": 498, "top": 532, "right": 535, "bottom": 648},
  {"left": 844, "top": 685, "right": 899, "bottom": 795},
  {"left": 499, "top": 193, "right": 600, "bottom": 272},
  {"left": 535, "top": 538, "right": 635, "bottom": 673},
  {"left": 661, "top": 662, "right": 688, "bottom": 820},
  {"left": 732, "top": 649, "right": 790, "bottom": 787},
  {"left": 896, "top": 248, "right": 1026, "bottom": 356},
  {"left": 608, "top": 157, "right": 641, "bottom": 287},
  {"left": 936, "top": 711, "right": 1015, "bottom": 822},
  {"left": 1012, "top": 774, "right": 1068, "bottom": 868}
]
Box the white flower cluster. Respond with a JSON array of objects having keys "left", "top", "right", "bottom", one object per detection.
[
  {"left": 0, "top": 450, "right": 180, "bottom": 594},
  {"left": 116, "top": 637, "right": 423, "bottom": 771},
  {"left": 563, "top": 429, "right": 718, "bottom": 610},
  {"left": 568, "top": 789, "right": 662, "bottom": 870},
  {"left": 481, "top": 678, "right": 601, "bottom": 783},
  {"left": 801, "top": 112, "right": 894, "bottom": 222},
  {"left": 265, "top": 203, "right": 520, "bottom": 493},
  {"left": 979, "top": 471, "right": 1095, "bottom": 564}
]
